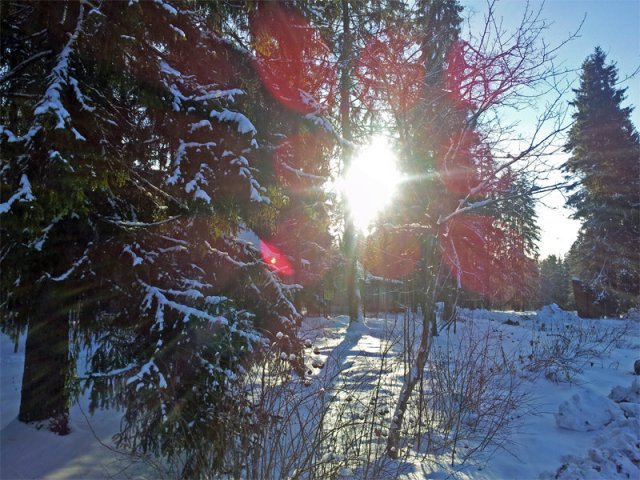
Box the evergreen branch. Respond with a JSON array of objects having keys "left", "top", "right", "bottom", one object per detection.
[{"left": 0, "top": 50, "right": 53, "bottom": 85}]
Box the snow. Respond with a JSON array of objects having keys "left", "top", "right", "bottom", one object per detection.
[
  {"left": 122, "top": 244, "right": 143, "bottom": 266},
  {"left": 45, "top": 251, "right": 90, "bottom": 282},
  {"left": 210, "top": 108, "right": 257, "bottom": 134},
  {"left": 141, "top": 284, "right": 229, "bottom": 327},
  {"left": 185, "top": 173, "right": 212, "bottom": 204},
  {"left": 167, "top": 140, "right": 216, "bottom": 185},
  {"left": 0, "top": 174, "right": 35, "bottom": 215},
  {"left": 153, "top": 0, "right": 177, "bottom": 16},
  {"left": 2, "top": 306, "right": 638, "bottom": 479},
  {"left": 32, "top": 219, "right": 58, "bottom": 251},
  {"left": 610, "top": 379, "right": 640, "bottom": 403},
  {"left": 69, "top": 77, "right": 95, "bottom": 112},
  {"left": 0, "top": 335, "right": 150, "bottom": 478},
  {"left": 188, "top": 119, "right": 212, "bottom": 132},
  {"left": 227, "top": 156, "right": 270, "bottom": 203},
  {"left": 193, "top": 88, "right": 244, "bottom": 103},
  {"left": 158, "top": 60, "right": 182, "bottom": 77},
  {"left": 555, "top": 388, "right": 624, "bottom": 431},
  {"left": 126, "top": 359, "right": 168, "bottom": 390},
  {"left": 169, "top": 24, "right": 186, "bottom": 39},
  {"left": 32, "top": 3, "right": 85, "bottom": 132}
]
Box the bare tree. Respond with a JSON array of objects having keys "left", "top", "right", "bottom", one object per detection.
[{"left": 377, "top": 0, "right": 578, "bottom": 457}]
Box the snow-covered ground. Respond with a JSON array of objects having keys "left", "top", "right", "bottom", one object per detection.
[{"left": 1, "top": 306, "right": 638, "bottom": 479}]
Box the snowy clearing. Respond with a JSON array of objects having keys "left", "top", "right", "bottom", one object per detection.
[{"left": 1, "top": 306, "right": 639, "bottom": 479}]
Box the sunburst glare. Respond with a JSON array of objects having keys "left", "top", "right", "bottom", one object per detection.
[{"left": 341, "top": 136, "right": 402, "bottom": 233}]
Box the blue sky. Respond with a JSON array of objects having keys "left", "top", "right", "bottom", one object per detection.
[
  {"left": 462, "top": 0, "right": 640, "bottom": 258},
  {"left": 547, "top": 0, "right": 639, "bottom": 118}
]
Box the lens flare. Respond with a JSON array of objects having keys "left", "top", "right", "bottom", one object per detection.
[
  {"left": 260, "top": 240, "right": 294, "bottom": 276},
  {"left": 341, "top": 136, "right": 402, "bottom": 233}
]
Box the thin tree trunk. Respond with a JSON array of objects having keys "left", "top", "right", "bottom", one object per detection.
[
  {"left": 387, "top": 239, "right": 439, "bottom": 457},
  {"left": 19, "top": 287, "right": 70, "bottom": 433},
  {"left": 344, "top": 222, "right": 360, "bottom": 322},
  {"left": 386, "top": 303, "right": 435, "bottom": 457}
]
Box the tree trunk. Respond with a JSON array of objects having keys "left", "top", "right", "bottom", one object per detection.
[
  {"left": 19, "top": 287, "right": 70, "bottom": 432},
  {"left": 387, "top": 239, "right": 439, "bottom": 457},
  {"left": 386, "top": 303, "right": 435, "bottom": 458},
  {"left": 339, "top": 0, "right": 360, "bottom": 324}
]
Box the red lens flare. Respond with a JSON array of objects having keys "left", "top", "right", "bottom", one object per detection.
[
  {"left": 437, "top": 130, "right": 497, "bottom": 196},
  {"left": 445, "top": 39, "right": 520, "bottom": 110},
  {"left": 250, "top": 4, "right": 335, "bottom": 114},
  {"left": 260, "top": 240, "right": 294, "bottom": 276},
  {"left": 356, "top": 28, "right": 423, "bottom": 114},
  {"left": 441, "top": 215, "right": 502, "bottom": 299},
  {"left": 440, "top": 215, "right": 531, "bottom": 303}
]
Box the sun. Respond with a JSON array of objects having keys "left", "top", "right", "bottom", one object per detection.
[{"left": 341, "top": 136, "right": 402, "bottom": 233}]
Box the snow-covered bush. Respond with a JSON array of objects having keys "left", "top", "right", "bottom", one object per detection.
[
  {"left": 538, "top": 303, "right": 581, "bottom": 323},
  {"left": 206, "top": 315, "right": 405, "bottom": 479},
  {"left": 413, "top": 323, "right": 528, "bottom": 465},
  {"left": 524, "top": 308, "right": 632, "bottom": 383},
  {"left": 609, "top": 378, "right": 640, "bottom": 404}
]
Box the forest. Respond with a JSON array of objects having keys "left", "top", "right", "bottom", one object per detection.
[{"left": 1, "top": 1, "right": 639, "bottom": 478}]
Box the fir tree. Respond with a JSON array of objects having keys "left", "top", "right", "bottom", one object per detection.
[
  {"left": 1, "top": 1, "right": 332, "bottom": 472},
  {"left": 538, "top": 255, "right": 572, "bottom": 309},
  {"left": 563, "top": 47, "right": 640, "bottom": 315}
]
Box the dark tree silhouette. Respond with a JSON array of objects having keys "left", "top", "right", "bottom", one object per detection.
[{"left": 563, "top": 47, "right": 640, "bottom": 315}]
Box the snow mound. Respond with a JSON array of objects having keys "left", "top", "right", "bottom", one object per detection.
[
  {"left": 609, "top": 378, "right": 640, "bottom": 404},
  {"left": 542, "top": 417, "right": 640, "bottom": 479},
  {"left": 623, "top": 307, "right": 640, "bottom": 321},
  {"left": 545, "top": 381, "right": 640, "bottom": 479},
  {"left": 538, "top": 304, "right": 579, "bottom": 323},
  {"left": 555, "top": 388, "right": 623, "bottom": 432}
]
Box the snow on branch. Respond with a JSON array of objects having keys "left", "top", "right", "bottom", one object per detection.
[
  {"left": 210, "top": 108, "right": 256, "bottom": 135},
  {"left": 224, "top": 235, "right": 299, "bottom": 317},
  {"left": 231, "top": 155, "right": 270, "bottom": 203},
  {"left": 193, "top": 89, "right": 245, "bottom": 103},
  {"left": 141, "top": 282, "right": 229, "bottom": 327},
  {"left": 29, "top": 215, "right": 63, "bottom": 251},
  {"left": 281, "top": 161, "right": 327, "bottom": 182},
  {"left": 185, "top": 168, "right": 212, "bottom": 204},
  {"left": 99, "top": 215, "right": 183, "bottom": 228},
  {"left": 41, "top": 243, "right": 93, "bottom": 283},
  {"left": 153, "top": 0, "right": 178, "bottom": 16},
  {"left": 83, "top": 363, "right": 137, "bottom": 380},
  {"left": 204, "top": 241, "right": 256, "bottom": 269},
  {"left": 123, "top": 244, "right": 144, "bottom": 266},
  {"left": 167, "top": 140, "right": 216, "bottom": 186},
  {"left": 126, "top": 358, "right": 168, "bottom": 391},
  {"left": 0, "top": 174, "right": 35, "bottom": 214},
  {"left": 32, "top": 3, "right": 86, "bottom": 133}
]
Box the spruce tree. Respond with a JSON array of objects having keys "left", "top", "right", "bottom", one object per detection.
[
  {"left": 563, "top": 47, "right": 640, "bottom": 315},
  {"left": 1, "top": 1, "right": 333, "bottom": 472},
  {"left": 487, "top": 172, "right": 541, "bottom": 310},
  {"left": 539, "top": 255, "right": 571, "bottom": 309}
]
